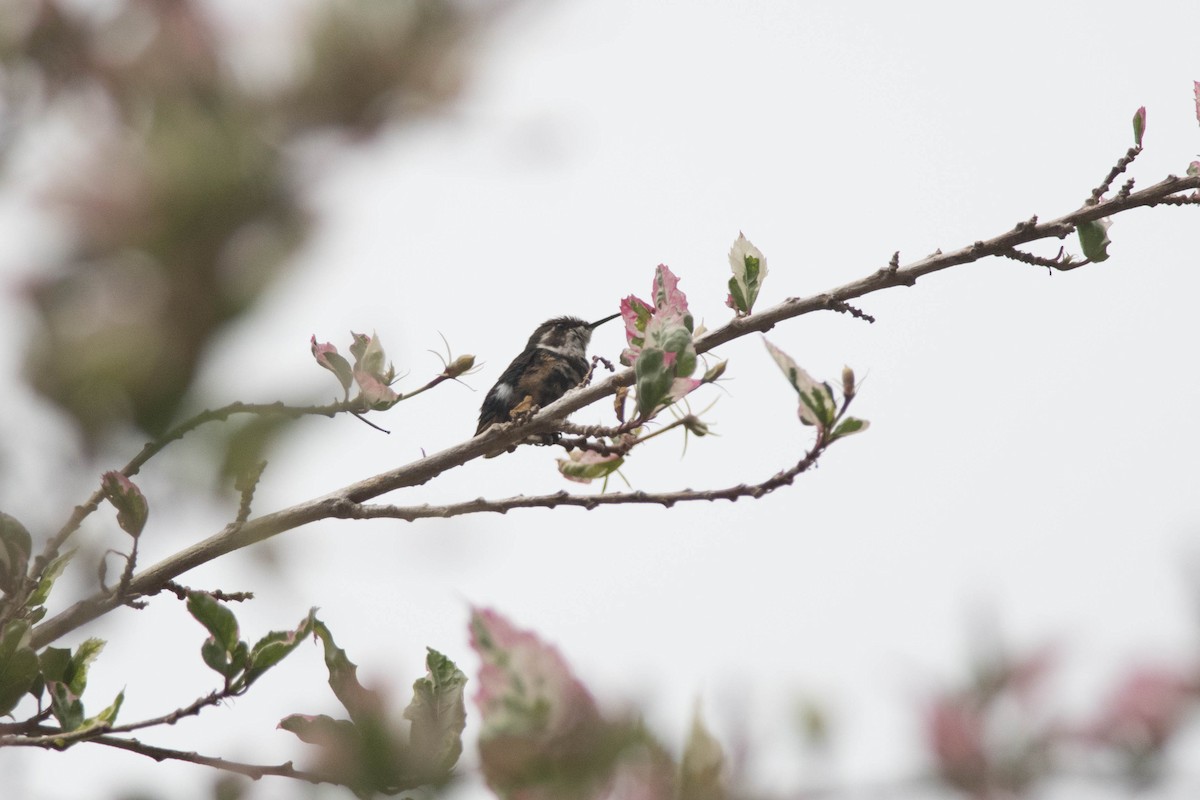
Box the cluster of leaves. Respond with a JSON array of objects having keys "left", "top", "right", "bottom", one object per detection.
[
  {"left": 619, "top": 264, "right": 706, "bottom": 419},
  {"left": 311, "top": 332, "right": 401, "bottom": 409},
  {"left": 925, "top": 646, "right": 1200, "bottom": 796},
  {"left": 187, "top": 593, "right": 315, "bottom": 695},
  {"left": 0, "top": 513, "right": 83, "bottom": 721},
  {"left": 280, "top": 621, "right": 466, "bottom": 797},
  {"left": 312, "top": 330, "right": 477, "bottom": 413},
  {"left": 576, "top": 232, "right": 863, "bottom": 484}
]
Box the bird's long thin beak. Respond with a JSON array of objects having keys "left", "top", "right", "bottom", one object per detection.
[{"left": 589, "top": 312, "right": 621, "bottom": 329}]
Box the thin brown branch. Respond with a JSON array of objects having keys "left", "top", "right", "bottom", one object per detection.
[
  {"left": 0, "top": 689, "right": 231, "bottom": 750},
  {"left": 234, "top": 461, "right": 268, "bottom": 525},
  {"left": 333, "top": 449, "right": 824, "bottom": 521},
  {"left": 91, "top": 735, "right": 329, "bottom": 784},
  {"left": 1089, "top": 144, "right": 1142, "bottom": 203},
  {"left": 29, "top": 171, "right": 1200, "bottom": 649}
]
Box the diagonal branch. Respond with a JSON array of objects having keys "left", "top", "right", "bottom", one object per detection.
[{"left": 30, "top": 171, "right": 1200, "bottom": 649}]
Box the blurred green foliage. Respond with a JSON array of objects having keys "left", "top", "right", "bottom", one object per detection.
[{"left": 0, "top": 0, "right": 478, "bottom": 443}]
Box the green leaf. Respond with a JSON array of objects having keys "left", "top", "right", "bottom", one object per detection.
[
  {"left": 726, "top": 276, "right": 747, "bottom": 314},
  {"left": 557, "top": 452, "right": 625, "bottom": 484},
  {"left": 39, "top": 646, "right": 72, "bottom": 683},
  {"left": 634, "top": 348, "right": 674, "bottom": 418},
  {"left": 0, "top": 620, "right": 38, "bottom": 715},
  {"left": 87, "top": 688, "right": 125, "bottom": 727},
  {"left": 1132, "top": 106, "right": 1146, "bottom": 147},
  {"left": 403, "top": 648, "right": 467, "bottom": 777},
  {"left": 29, "top": 548, "right": 76, "bottom": 608},
  {"left": 48, "top": 680, "right": 85, "bottom": 731},
  {"left": 187, "top": 592, "right": 240, "bottom": 652},
  {"left": 674, "top": 343, "right": 698, "bottom": 379},
  {"left": 831, "top": 417, "right": 871, "bottom": 440},
  {"left": 763, "top": 338, "right": 833, "bottom": 430},
  {"left": 313, "top": 621, "right": 382, "bottom": 725},
  {"left": 230, "top": 640, "right": 250, "bottom": 675},
  {"left": 100, "top": 472, "right": 149, "bottom": 538},
  {"left": 799, "top": 383, "right": 837, "bottom": 429},
  {"left": 1077, "top": 218, "right": 1112, "bottom": 263},
  {"left": 727, "top": 232, "right": 768, "bottom": 316},
  {"left": 240, "top": 608, "right": 318, "bottom": 688},
  {"left": 67, "top": 638, "right": 106, "bottom": 695},
  {"left": 279, "top": 712, "right": 358, "bottom": 746},
  {"left": 201, "top": 638, "right": 234, "bottom": 678},
  {"left": 0, "top": 512, "right": 32, "bottom": 596}
]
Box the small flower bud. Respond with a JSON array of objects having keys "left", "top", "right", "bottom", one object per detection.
[
  {"left": 445, "top": 354, "right": 476, "bottom": 378},
  {"left": 842, "top": 365, "right": 856, "bottom": 399},
  {"left": 703, "top": 360, "right": 727, "bottom": 383},
  {"left": 682, "top": 415, "right": 710, "bottom": 437}
]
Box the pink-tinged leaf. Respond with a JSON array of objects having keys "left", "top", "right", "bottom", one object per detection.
[
  {"left": 1132, "top": 106, "right": 1146, "bottom": 147},
  {"left": 604, "top": 743, "right": 677, "bottom": 800},
  {"left": 652, "top": 263, "right": 689, "bottom": 317},
  {"left": 470, "top": 607, "right": 601, "bottom": 737},
  {"left": 925, "top": 694, "right": 987, "bottom": 788},
  {"left": 1085, "top": 665, "right": 1198, "bottom": 752},
  {"left": 1194, "top": 80, "right": 1200, "bottom": 126},
  {"left": 557, "top": 450, "right": 624, "bottom": 484},
  {"left": 619, "top": 295, "right": 655, "bottom": 366},
  {"left": 353, "top": 369, "right": 399, "bottom": 409},
  {"left": 470, "top": 608, "right": 620, "bottom": 800},
  {"left": 349, "top": 331, "right": 371, "bottom": 365},
  {"left": 100, "top": 471, "right": 148, "bottom": 537},
  {"left": 311, "top": 336, "right": 354, "bottom": 394},
  {"left": 667, "top": 377, "right": 703, "bottom": 404},
  {"left": 359, "top": 331, "right": 387, "bottom": 377}
]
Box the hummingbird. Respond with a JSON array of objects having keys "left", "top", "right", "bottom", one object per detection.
[{"left": 475, "top": 313, "right": 621, "bottom": 437}]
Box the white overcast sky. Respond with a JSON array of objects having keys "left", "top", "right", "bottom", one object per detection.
[{"left": 3, "top": 1, "right": 1200, "bottom": 799}]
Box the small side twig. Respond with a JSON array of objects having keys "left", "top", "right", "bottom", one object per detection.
[
  {"left": 826, "top": 299, "right": 876, "bottom": 323},
  {"left": 159, "top": 581, "right": 254, "bottom": 603},
  {"left": 234, "top": 460, "right": 269, "bottom": 524},
  {"left": 1089, "top": 144, "right": 1142, "bottom": 203},
  {"left": 999, "top": 246, "right": 1089, "bottom": 272}
]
